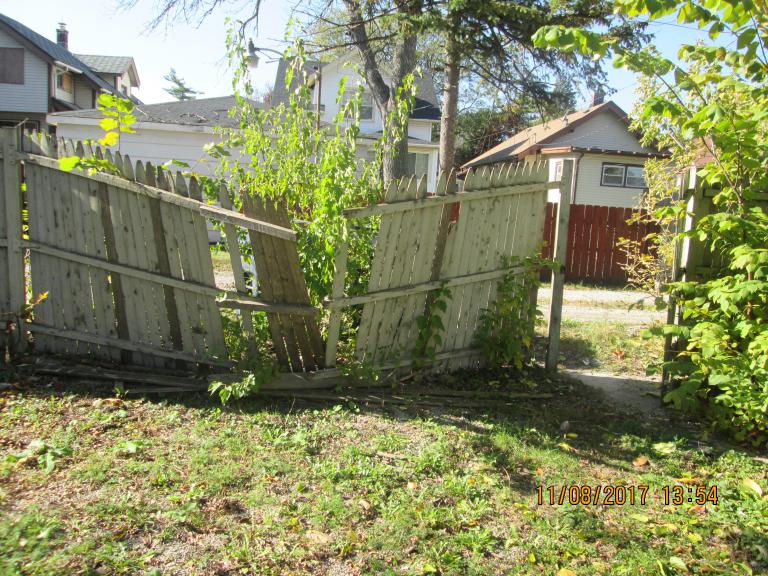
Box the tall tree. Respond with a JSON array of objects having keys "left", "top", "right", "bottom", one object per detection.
[
  {"left": 339, "top": 0, "right": 422, "bottom": 182},
  {"left": 413, "top": 1, "right": 649, "bottom": 172},
  {"left": 163, "top": 68, "right": 202, "bottom": 100}
]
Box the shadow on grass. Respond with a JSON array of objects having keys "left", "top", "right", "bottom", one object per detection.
[{"left": 2, "top": 357, "right": 729, "bottom": 497}]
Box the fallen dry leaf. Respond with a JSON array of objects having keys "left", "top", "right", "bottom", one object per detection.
[
  {"left": 740, "top": 478, "right": 764, "bottom": 498},
  {"left": 557, "top": 569, "right": 578, "bottom": 576},
  {"left": 359, "top": 499, "right": 372, "bottom": 512},
  {"left": 305, "top": 530, "right": 333, "bottom": 545},
  {"left": 633, "top": 456, "right": 650, "bottom": 468}
]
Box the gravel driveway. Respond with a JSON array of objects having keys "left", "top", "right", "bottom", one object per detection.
[{"left": 537, "top": 286, "right": 666, "bottom": 325}]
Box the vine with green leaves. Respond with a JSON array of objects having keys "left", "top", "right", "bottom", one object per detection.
[
  {"left": 412, "top": 283, "right": 452, "bottom": 371},
  {"left": 535, "top": 0, "right": 768, "bottom": 443},
  {"left": 476, "top": 256, "right": 551, "bottom": 370},
  {"left": 214, "top": 31, "right": 417, "bottom": 307}
]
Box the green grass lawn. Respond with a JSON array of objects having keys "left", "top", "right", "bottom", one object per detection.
[
  {"left": 536, "top": 320, "right": 666, "bottom": 376},
  {"left": 1, "top": 374, "right": 766, "bottom": 575},
  {"left": 210, "top": 247, "right": 232, "bottom": 274}
]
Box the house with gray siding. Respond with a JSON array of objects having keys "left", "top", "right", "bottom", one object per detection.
[
  {"left": 0, "top": 13, "right": 140, "bottom": 131},
  {"left": 462, "top": 100, "right": 668, "bottom": 209}
]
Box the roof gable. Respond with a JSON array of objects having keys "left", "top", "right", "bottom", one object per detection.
[
  {"left": 75, "top": 54, "right": 140, "bottom": 86},
  {"left": 272, "top": 54, "right": 441, "bottom": 121},
  {"left": 0, "top": 13, "right": 120, "bottom": 95},
  {"left": 462, "top": 101, "right": 653, "bottom": 169}
]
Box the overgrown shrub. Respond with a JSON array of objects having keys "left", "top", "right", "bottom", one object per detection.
[{"left": 535, "top": 0, "right": 768, "bottom": 443}]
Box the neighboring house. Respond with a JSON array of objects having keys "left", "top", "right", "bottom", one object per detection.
[
  {"left": 462, "top": 100, "right": 668, "bottom": 208},
  {"left": 0, "top": 14, "right": 139, "bottom": 131},
  {"left": 49, "top": 96, "right": 249, "bottom": 175},
  {"left": 74, "top": 54, "right": 140, "bottom": 101},
  {"left": 271, "top": 54, "right": 441, "bottom": 191}
]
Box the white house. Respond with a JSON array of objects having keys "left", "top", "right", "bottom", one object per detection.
[
  {"left": 0, "top": 14, "right": 139, "bottom": 131},
  {"left": 462, "top": 100, "right": 668, "bottom": 208},
  {"left": 271, "top": 53, "right": 441, "bottom": 191},
  {"left": 49, "top": 96, "right": 244, "bottom": 176}
]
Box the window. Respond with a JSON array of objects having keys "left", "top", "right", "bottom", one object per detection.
[
  {"left": 601, "top": 163, "right": 646, "bottom": 188},
  {"left": 407, "top": 152, "right": 430, "bottom": 178},
  {"left": 341, "top": 91, "right": 373, "bottom": 120},
  {"left": 0, "top": 48, "right": 24, "bottom": 84},
  {"left": 55, "top": 70, "right": 73, "bottom": 93},
  {"left": 359, "top": 92, "right": 373, "bottom": 120},
  {"left": 553, "top": 160, "right": 563, "bottom": 180},
  {"left": 625, "top": 165, "right": 646, "bottom": 188}
]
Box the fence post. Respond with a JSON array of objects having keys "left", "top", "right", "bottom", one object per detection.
[
  {"left": 546, "top": 156, "right": 579, "bottom": 372},
  {"left": 324, "top": 241, "right": 349, "bottom": 368},
  {"left": 2, "top": 127, "right": 27, "bottom": 353}
]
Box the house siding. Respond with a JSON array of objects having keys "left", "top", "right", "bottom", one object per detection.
[
  {"left": 54, "top": 123, "right": 223, "bottom": 175},
  {"left": 74, "top": 78, "right": 93, "bottom": 109},
  {"left": 545, "top": 153, "right": 646, "bottom": 208},
  {"left": 0, "top": 27, "right": 48, "bottom": 114},
  {"left": 546, "top": 111, "right": 652, "bottom": 154}
]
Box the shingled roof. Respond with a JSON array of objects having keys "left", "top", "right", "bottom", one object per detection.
[
  {"left": 0, "top": 13, "right": 116, "bottom": 95},
  {"left": 50, "top": 96, "right": 260, "bottom": 129},
  {"left": 272, "top": 56, "right": 441, "bottom": 121},
  {"left": 76, "top": 54, "right": 139, "bottom": 85},
  {"left": 463, "top": 101, "right": 640, "bottom": 169}
]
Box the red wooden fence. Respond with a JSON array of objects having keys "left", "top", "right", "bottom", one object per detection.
[{"left": 542, "top": 203, "right": 658, "bottom": 285}]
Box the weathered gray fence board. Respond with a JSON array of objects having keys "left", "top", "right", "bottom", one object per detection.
[{"left": 17, "top": 131, "right": 232, "bottom": 367}]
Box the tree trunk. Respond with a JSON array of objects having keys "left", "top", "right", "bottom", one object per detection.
[
  {"left": 342, "top": 0, "right": 420, "bottom": 186},
  {"left": 440, "top": 35, "right": 461, "bottom": 173}
]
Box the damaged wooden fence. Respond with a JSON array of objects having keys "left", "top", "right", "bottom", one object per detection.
[
  {"left": 326, "top": 162, "right": 551, "bottom": 371},
  {"left": 0, "top": 127, "right": 321, "bottom": 371},
  {"left": 2, "top": 125, "right": 567, "bottom": 382}
]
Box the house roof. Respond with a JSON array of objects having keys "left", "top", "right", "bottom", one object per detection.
[
  {"left": 462, "top": 101, "right": 652, "bottom": 169},
  {"left": 50, "top": 95, "right": 259, "bottom": 129},
  {"left": 0, "top": 13, "right": 117, "bottom": 96},
  {"left": 271, "top": 56, "right": 441, "bottom": 121},
  {"left": 75, "top": 54, "right": 140, "bottom": 86}
]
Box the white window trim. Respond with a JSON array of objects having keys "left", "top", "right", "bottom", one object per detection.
[{"left": 600, "top": 162, "right": 646, "bottom": 189}]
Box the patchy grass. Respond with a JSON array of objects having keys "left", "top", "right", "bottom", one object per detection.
[
  {"left": 1, "top": 375, "right": 766, "bottom": 576},
  {"left": 210, "top": 247, "right": 231, "bottom": 274},
  {"left": 537, "top": 320, "right": 665, "bottom": 376}
]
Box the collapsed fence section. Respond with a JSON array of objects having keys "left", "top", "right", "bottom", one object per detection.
[
  {"left": 0, "top": 127, "right": 321, "bottom": 371},
  {"left": 326, "top": 162, "right": 551, "bottom": 371}
]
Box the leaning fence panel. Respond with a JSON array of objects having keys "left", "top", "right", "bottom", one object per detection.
[{"left": 327, "top": 161, "right": 550, "bottom": 372}]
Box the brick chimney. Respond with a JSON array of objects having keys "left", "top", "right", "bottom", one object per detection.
[
  {"left": 56, "top": 23, "right": 68, "bottom": 50},
  {"left": 590, "top": 89, "right": 605, "bottom": 107}
]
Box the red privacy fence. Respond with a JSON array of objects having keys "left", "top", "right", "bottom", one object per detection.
[{"left": 542, "top": 203, "right": 659, "bottom": 285}]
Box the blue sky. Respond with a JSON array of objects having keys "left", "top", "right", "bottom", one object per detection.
[{"left": 1, "top": 0, "right": 733, "bottom": 113}]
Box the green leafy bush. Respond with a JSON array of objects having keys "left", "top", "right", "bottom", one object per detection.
[
  {"left": 535, "top": 0, "right": 768, "bottom": 443},
  {"left": 475, "top": 256, "right": 549, "bottom": 369}
]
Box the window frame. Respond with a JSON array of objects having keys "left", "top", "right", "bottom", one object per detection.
[{"left": 600, "top": 162, "right": 646, "bottom": 189}]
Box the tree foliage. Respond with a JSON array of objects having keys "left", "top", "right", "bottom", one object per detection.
[
  {"left": 163, "top": 67, "right": 202, "bottom": 100},
  {"left": 536, "top": 0, "right": 768, "bottom": 443},
  {"left": 213, "top": 37, "right": 415, "bottom": 306}
]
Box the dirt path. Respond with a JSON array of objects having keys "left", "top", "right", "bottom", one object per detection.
[
  {"left": 538, "top": 284, "right": 669, "bottom": 413},
  {"left": 563, "top": 369, "right": 667, "bottom": 415}
]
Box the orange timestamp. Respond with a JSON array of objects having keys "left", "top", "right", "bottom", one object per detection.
[{"left": 536, "top": 484, "right": 719, "bottom": 506}]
